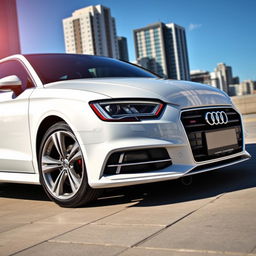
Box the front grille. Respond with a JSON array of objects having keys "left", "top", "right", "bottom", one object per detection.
[
  {"left": 104, "top": 148, "right": 172, "bottom": 175},
  {"left": 181, "top": 107, "right": 243, "bottom": 162}
]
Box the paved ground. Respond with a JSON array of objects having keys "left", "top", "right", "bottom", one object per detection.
[{"left": 0, "top": 114, "right": 255, "bottom": 256}]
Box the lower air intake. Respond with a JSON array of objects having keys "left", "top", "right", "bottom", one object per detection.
[{"left": 104, "top": 148, "right": 172, "bottom": 175}]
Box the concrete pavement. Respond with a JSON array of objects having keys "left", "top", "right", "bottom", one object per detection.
[{"left": 0, "top": 114, "right": 255, "bottom": 256}]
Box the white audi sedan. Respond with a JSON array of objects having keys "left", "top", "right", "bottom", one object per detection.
[{"left": 0, "top": 54, "right": 250, "bottom": 207}]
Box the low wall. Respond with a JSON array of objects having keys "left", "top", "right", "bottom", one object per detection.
[{"left": 232, "top": 94, "right": 256, "bottom": 115}]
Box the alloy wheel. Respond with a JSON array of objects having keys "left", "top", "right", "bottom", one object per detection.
[{"left": 40, "top": 130, "right": 84, "bottom": 200}]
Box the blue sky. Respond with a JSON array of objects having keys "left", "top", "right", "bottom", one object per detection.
[{"left": 17, "top": 0, "right": 256, "bottom": 81}]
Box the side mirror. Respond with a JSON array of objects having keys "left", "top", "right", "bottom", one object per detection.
[{"left": 0, "top": 75, "right": 22, "bottom": 94}]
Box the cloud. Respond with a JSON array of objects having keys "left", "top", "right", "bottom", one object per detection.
[{"left": 188, "top": 23, "right": 202, "bottom": 31}]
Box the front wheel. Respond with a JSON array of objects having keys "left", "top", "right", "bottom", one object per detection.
[{"left": 38, "top": 122, "right": 99, "bottom": 207}]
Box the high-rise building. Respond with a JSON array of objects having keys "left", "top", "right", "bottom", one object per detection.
[
  {"left": 117, "top": 36, "right": 129, "bottom": 62},
  {"left": 63, "top": 5, "right": 119, "bottom": 58},
  {"left": 241, "top": 80, "right": 255, "bottom": 95},
  {"left": 228, "top": 84, "right": 243, "bottom": 96},
  {"left": 190, "top": 70, "right": 211, "bottom": 85},
  {"left": 232, "top": 76, "right": 240, "bottom": 85},
  {"left": 134, "top": 22, "right": 190, "bottom": 80},
  {"left": 229, "top": 80, "right": 256, "bottom": 97},
  {"left": 0, "top": 0, "right": 20, "bottom": 59},
  {"left": 214, "top": 63, "right": 233, "bottom": 93}
]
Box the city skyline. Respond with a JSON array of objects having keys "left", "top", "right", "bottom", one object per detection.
[{"left": 16, "top": 0, "right": 256, "bottom": 81}]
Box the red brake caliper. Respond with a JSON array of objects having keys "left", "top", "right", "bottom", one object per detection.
[{"left": 77, "top": 159, "right": 82, "bottom": 167}]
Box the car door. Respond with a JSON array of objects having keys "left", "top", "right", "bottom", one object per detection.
[{"left": 0, "top": 59, "right": 35, "bottom": 173}]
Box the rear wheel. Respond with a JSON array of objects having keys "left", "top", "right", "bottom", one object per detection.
[{"left": 38, "top": 122, "right": 99, "bottom": 207}]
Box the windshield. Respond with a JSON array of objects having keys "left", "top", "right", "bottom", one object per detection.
[{"left": 25, "top": 54, "right": 157, "bottom": 84}]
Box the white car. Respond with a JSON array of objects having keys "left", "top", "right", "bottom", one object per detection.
[{"left": 0, "top": 54, "right": 250, "bottom": 207}]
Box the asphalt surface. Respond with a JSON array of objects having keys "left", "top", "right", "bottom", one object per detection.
[{"left": 0, "top": 114, "right": 255, "bottom": 256}]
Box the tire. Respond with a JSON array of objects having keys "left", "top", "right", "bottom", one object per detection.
[{"left": 38, "top": 121, "right": 100, "bottom": 207}]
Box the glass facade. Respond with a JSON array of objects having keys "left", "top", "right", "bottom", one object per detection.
[
  {"left": 134, "top": 22, "right": 189, "bottom": 80},
  {"left": 167, "top": 28, "right": 177, "bottom": 79},
  {"left": 134, "top": 25, "right": 165, "bottom": 77}
]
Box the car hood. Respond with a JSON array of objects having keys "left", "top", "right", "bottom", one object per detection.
[{"left": 44, "top": 78, "right": 232, "bottom": 108}]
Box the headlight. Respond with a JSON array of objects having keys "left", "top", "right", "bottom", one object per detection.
[{"left": 89, "top": 99, "right": 164, "bottom": 121}]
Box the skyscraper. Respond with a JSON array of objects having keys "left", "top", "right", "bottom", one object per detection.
[
  {"left": 117, "top": 36, "right": 129, "bottom": 62},
  {"left": 134, "top": 22, "right": 190, "bottom": 80},
  {"left": 0, "top": 0, "right": 20, "bottom": 59},
  {"left": 214, "top": 63, "right": 233, "bottom": 93},
  {"left": 63, "top": 5, "right": 119, "bottom": 59}
]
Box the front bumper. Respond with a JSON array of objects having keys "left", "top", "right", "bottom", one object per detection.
[
  {"left": 76, "top": 104, "right": 251, "bottom": 189},
  {"left": 88, "top": 149, "right": 250, "bottom": 188}
]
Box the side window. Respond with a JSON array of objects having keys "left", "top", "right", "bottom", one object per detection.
[{"left": 0, "top": 60, "right": 35, "bottom": 91}]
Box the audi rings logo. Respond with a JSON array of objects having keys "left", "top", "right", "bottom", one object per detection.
[{"left": 205, "top": 111, "right": 229, "bottom": 126}]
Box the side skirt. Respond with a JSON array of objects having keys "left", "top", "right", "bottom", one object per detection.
[{"left": 0, "top": 172, "right": 40, "bottom": 184}]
